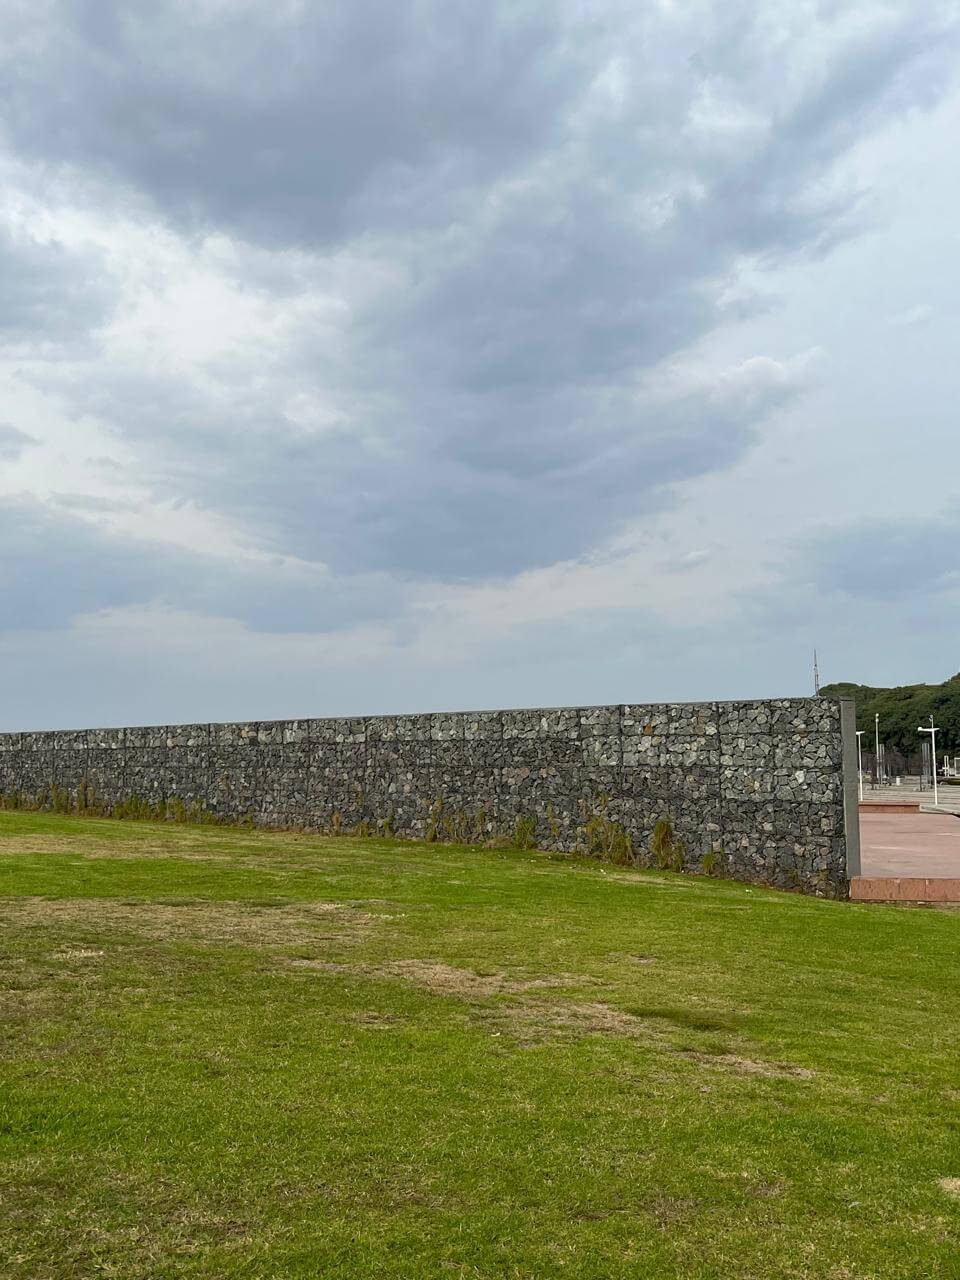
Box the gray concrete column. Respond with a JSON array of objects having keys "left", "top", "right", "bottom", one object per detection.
[{"left": 840, "top": 697, "right": 861, "bottom": 880}]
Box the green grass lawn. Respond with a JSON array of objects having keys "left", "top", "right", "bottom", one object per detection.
[{"left": 1, "top": 812, "right": 958, "bottom": 1279}]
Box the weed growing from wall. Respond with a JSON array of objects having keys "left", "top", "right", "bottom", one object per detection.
[
  {"left": 582, "top": 795, "right": 633, "bottom": 865},
  {"left": 651, "top": 817, "right": 685, "bottom": 872},
  {"left": 0, "top": 786, "right": 222, "bottom": 826},
  {"left": 513, "top": 815, "right": 537, "bottom": 851},
  {"left": 0, "top": 784, "right": 699, "bottom": 880},
  {"left": 425, "top": 798, "right": 444, "bottom": 843},
  {"left": 701, "top": 850, "right": 720, "bottom": 876}
]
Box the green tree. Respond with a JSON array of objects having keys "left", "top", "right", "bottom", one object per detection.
[{"left": 820, "top": 673, "right": 960, "bottom": 756}]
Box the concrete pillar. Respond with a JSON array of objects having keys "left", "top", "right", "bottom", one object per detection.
[{"left": 840, "top": 698, "right": 861, "bottom": 880}]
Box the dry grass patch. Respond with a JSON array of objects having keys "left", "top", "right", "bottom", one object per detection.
[
  {"left": 475, "top": 997, "right": 816, "bottom": 1081},
  {"left": 382, "top": 960, "right": 577, "bottom": 998},
  {"left": 508, "top": 998, "right": 653, "bottom": 1041},
  {"left": 687, "top": 1052, "right": 815, "bottom": 1080},
  {"left": 0, "top": 896, "right": 379, "bottom": 952},
  {"left": 282, "top": 956, "right": 580, "bottom": 998},
  {"left": 279, "top": 955, "right": 814, "bottom": 1080},
  {"left": 0, "top": 832, "right": 235, "bottom": 861}
]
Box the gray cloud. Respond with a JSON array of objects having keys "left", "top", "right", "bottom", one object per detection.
[
  {"left": 5, "top": 1, "right": 960, "bottom": 597},
  {"left": 801, "top": 509, "right": 960, "bottom": 600},
  {"left": 42, "top": 350, "right": 812, "bottom": 578},
  {"left": 1, "top": 0, "right": 589, "bottom": 250},
  {"left": 18, "top": 2, "right": 958, "bottom": 579},
  {"left": 0, "top": 423, "right": 38, "bottom": 460},
  {"left": 5, "top": 3, "right": 953, "bottom": 253},
  {"left": 0, "top": 496, "right": 403, "bottom": 634},
  {"left": 0, "top": 225, "right": 112, "bottom": 348}
]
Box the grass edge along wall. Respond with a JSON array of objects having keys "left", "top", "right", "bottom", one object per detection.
[{"left": 0, "top": 697, "right": 859, "bottom": 898}]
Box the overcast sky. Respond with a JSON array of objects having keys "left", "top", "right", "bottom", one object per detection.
[{"left": 1, "top": 0, "right": 959, "bottom": 729}]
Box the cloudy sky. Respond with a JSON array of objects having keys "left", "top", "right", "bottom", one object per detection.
[{"left": 2, "top": 0, "right": 959, "bottom": 729}]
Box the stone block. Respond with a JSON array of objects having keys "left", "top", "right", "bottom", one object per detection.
[
  {"left": 124, "top": 748, "right": 167, "bottom": 799},
  {"left": 503, "top": 735, "right": 583, "bottom": 769},
  {"left": 396, "top": 714, "right": 433, "bottom": 742},
  {"left": 666, "top": 703, "right": 718, "bottom": 736},
  {"left": 310, "top": 717, "right": 366, "bottom": 746},
  {"left": 366, "top": 717, "right": 398, "bottom": 744},
  {"left": 582, "top": 735, "right": 622, "bottom": 768},
  {"left": 0, "top": 754, "right": 20, "bottom": 793},
  {"left": 214, "top": 722, "right": 258, "bottom": 748},
  {"left": 502, "top": 709, "right": 549, "bottom": 740},
  {"left": 163, "top": 723, "right": 209, "bottom": 749},
  {"left": 579, "top": 706, "right": 620, "bottom": 738},
  {"left": 83, "top": 749, "right": 127, "bottom": 807},
  {"left": 464, "top": 711, "right": 503, "bottom": 742},
  {"left": 769, "top": 698, "right": 841, "bottom": 736},
  {"left": 717, "top": 701, "right": 774, "bottom": 737},
  {"left": 621, "top": 704, "right": 669, "bottom": 738},
  {"left": 253, "top": 720, "right": 285, "bottom": 747},
  {"left": 281, "top": 719, "right": 310, "bottom": 746},
  {"left": 431, "top": 713, "right": 464, "bottom": 741},
  {"left": 622, "top": 762, "right": 719, "bottom": 803}
]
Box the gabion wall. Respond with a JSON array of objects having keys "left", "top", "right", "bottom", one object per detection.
[{"left": 0, "top": 697, "right": 855, "bottom": 897}]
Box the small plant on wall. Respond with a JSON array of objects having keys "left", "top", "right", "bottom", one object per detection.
[
  {"left": 701, "top": 850, "right": 719, "bottom": 876},
  {"left": 650, "top": 817, "right": 685, "bottom": 872},
  {"left": 513, "top": 815, "right": 537, "bottom": 850},
  {"left": 582, "top": 795, "right": 633, "bottom": 865}
]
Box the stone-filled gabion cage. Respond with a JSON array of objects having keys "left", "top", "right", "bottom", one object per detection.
[{"left": 0, "top": 696, "right": 860, "bottom": 898}]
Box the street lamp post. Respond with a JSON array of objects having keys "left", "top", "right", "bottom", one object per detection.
[
  {"left": 919, "top": 716, "right": 940, "bottom": 807},
  {"left": 855, "top": 730, "right": 864, "bottom": 802},
  {"left": 874, "top": 712, "right": 881, "bottom": 788}
]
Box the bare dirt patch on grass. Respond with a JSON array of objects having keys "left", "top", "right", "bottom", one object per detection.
[
  {"left": 687, "top": 1052, "right": 815, "bottom": 1080},
  {"left": 0, "top": 833, "right": 235, "bottom": 862},
  {"left": 278, "top": 957, "right": 814, "bottom": 1079},
  {"left": 383, "top": 960, "right": 577, "bottom": 998},
  {"left": 938, "top": 1177, "right": 960, "bottom": 1201},
  {"left": 0, "top": 896, "right": 378, "bottom": 952},
  {"left": 282, "top": 956, "right": 579, "bottom": 998},
  {"left": 476, "top": 997, "right": 816, "bottom": 1080},
  {"left": 505, "top": 998, "right": 653, "bottom": 1041}
]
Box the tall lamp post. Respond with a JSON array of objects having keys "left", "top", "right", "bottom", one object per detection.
[
  {"left": 919, "top": 716, "right": 940, "bottom": 807},
  {"left": 874, "top": 712, "right": 881, "bottom": 788},
  {"left": 856, "top": 730, "right": 864, "bottom": 802}
]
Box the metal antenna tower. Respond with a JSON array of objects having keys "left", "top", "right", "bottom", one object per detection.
[{"left": 813, "top": 649, "right": 820, "bottom": 695}]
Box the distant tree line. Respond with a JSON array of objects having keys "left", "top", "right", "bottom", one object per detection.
[{"left": 819, "top": 673, "right": 960, "bottom": 757}]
